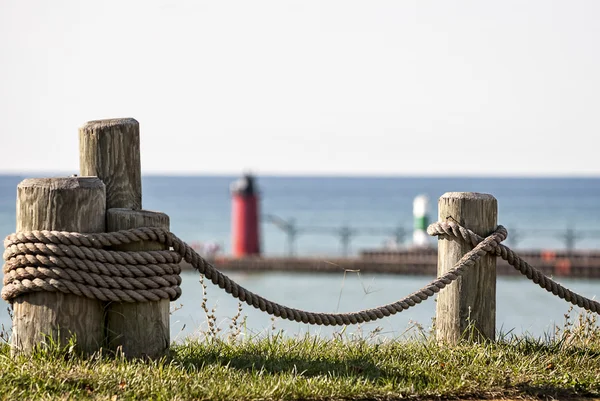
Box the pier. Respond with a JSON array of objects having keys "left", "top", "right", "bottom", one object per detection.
[{"left": 196, "top": 248, "right": 600, "bottom": 278}]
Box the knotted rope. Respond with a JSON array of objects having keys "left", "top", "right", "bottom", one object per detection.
[
  {"left": 2, "top": 223, "right": 598, "bottom": 326},
  {"left": 427, "top": 221, "right": 600, "bottom": 314}
]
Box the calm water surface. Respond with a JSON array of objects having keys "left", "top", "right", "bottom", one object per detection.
[
  {"left": 167, "top": 271, "right": 599, "bottom": 341},
  {"left": 3, "top": 175, "right": 600, "bottom": 255}
]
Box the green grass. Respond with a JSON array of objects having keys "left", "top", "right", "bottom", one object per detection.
[{"left": 0, "top": 308, "right": 599, "bottom": 400}]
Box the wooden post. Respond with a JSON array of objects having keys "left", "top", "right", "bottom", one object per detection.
[
  {"left": 12, "top": 177, "right": 106, "bottom": 354},
  {"left": 105, "top": 208, "right": 171, "bottom": 359},
  {"left": 435, "top": 192, "right": 497, "bottom": 343},
  {"left": 79, "top": 118, "right": 142, "bottom": 210},
  {"left": 79, "top": 118, "right": 170, "bottom": 358}
]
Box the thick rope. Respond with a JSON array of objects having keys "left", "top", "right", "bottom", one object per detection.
[
  {"left": 3, "top": 233, "right": 183, "bottom": 303},
  {"left": 3, "top": 226, "right": 507, "bottom": 325},
  {"left": 427, "top": 221, "right": 600, "bottom": 314},
  {"left": 3, "top": 222, "right": 598, "bottom": 325}
]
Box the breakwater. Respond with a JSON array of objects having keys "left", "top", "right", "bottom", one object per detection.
[{"left": 196, "top": 248, "right": 600, "bottom": 278}]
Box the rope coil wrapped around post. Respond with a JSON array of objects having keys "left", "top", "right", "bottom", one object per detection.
[
  {"left": 3, "top": 230, "right": 183, "bottom": 303},
  {"left": 2, "top": 223, "right": 599, "bottom": 327}
]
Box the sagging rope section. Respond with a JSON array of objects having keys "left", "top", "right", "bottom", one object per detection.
[{"left": 2, "top": 223, "right": 599, "bottom": 326}]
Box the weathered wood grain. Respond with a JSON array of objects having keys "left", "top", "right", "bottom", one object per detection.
[
  {"left": 435, "top": 192, "right": 497, "bottom": 343},
  {"left": 105, "top": 208, "right": 171, "bottom": 359},
  {"left": 79, "top": 118, "right": 142, "bottom": 210},
  {"left": 12, "top": 177, "right": 106, "bottom": 355}
]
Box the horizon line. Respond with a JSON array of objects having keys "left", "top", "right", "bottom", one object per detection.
[{"left": 0, "top": 170, "right": 599, "bottom": 179}]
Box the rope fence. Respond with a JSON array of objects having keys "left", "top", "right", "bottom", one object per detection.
[
  {"left": 7, "top": 118, "right": 600, "bottom": 357},
  {"left": 4, "top": 222, "right": 599, "bottom": 328}
]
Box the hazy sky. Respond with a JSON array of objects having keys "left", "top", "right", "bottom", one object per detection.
[{"left": 1, "top": 1, "right": 599, "bottom": 176}]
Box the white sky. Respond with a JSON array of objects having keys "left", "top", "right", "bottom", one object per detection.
[{"left": 1, "top": 0, "right": 599, "bottom": 176}]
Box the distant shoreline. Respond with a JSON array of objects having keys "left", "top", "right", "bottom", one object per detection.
[{"left": 190, "top": 248, "right": 600, "bottom": 279}]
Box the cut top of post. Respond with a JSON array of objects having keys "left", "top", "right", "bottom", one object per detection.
[
  {"left": 439, "top": 192, "right": 497, "bottom": 236},
  {"left": 82, "top": 118, "right": 139, "bottom": 130},
  {"left": 440, "top": 192, "right": 496, "bottom": 201},
  {"left": 18, "top": 177, "right": 104, "bottom": 191}
]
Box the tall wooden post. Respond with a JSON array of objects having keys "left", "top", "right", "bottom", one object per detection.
[
  {"left": 435, "top": 192, "right": 497, "bottom": 343},
  {"left": 79, "top": 118, "right": 142, "bottom": 210},
  {"left": 79, "top": 118, "right": 170, "bottom": 358},
  {"left": 12, "top": 177, "right": 106, "bottom": 354}
]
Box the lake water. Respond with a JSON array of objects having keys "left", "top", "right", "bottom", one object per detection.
[
  {"left": 3, "top": 175, "right": 600, "bottom": 253},
  {"left": 169, "top": 270, "right": 599, "bottom": 341},
  {"left": 0, "top": 175, "right": 599, "bottom": 340}
]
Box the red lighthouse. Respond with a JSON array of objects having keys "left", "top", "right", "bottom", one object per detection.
[{"left": 231, "top": 174, "right": 261, "bottom": 257}]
